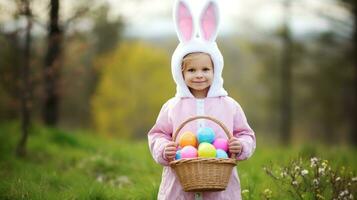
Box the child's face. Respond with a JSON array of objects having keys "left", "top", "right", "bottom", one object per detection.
[{"left": 182, "top": 53, "right": 213, "bottom": 97}]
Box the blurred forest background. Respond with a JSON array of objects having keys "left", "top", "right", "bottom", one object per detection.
[
  {"left": 0, "top": 0, "right": 356, "bottom": 151},
  {"left": 0, "top": 0, "right": 356, "bottom": 199}
]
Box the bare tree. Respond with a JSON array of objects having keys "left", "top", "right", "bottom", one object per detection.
[
  {"left": 16, "top": 0, "right": 32, "bottom": 157},
  {"left": 280, "top": 0, "right": 293, "bottom": 145},
  {"left": 43, "top": 0, "right": 62, "bottom": 126},
  {"left": 352, "top": 0, "right": 357, "bottom": 145},
  {"left": 337, "top": 0, "right": 357, "bottom": 145}
]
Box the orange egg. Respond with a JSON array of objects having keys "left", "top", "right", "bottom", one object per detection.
[{"left": 179, "top": 131, "right": 198, "bottom": 148}]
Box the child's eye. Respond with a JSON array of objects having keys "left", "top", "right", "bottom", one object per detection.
[
  {"left": 187, "top": 69, "right": 195, "bottom": 72},
  {"left": 203, "top": 68, "right": 211, "bottom": 71}
]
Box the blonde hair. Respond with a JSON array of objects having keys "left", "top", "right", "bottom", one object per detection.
[{"left": 181, "top": 52, "right": 213, "bottom": 71}]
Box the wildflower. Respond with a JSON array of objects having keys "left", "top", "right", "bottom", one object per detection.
[
  {"left": 313, "top": 178, "right": 319, "bottom": 186},
  {"left": 352, "top": 177, "right": 357, "bottom": 182},
  {"left": 263, "top": 188, "right": 273, "bottom": 198},
  {"left": 295, "top": 166, "right": 300, "bottom": 171},
  {"left": 321, "top": 160, "right": 328, "bottom": 168},
  {"left": 96, "top": 174, "right": 104, "bottom": 183},
  {"left": 292, "top": 180, "right": 298, "bottom": 186},
  {"left": 349, "top": 194, "right": 353, "bottom": 199},
  {"left": 336, "top": 177, "right": 341, "bottom": 182},
  {"left": 301, "top": 169, "right": 309, "bottom": 176},
  {"left": 310, "top": 157, "right": 318, "bottom": 167},
  {"left": 280, "top": 171, "right": 287, "bottom": 178},
  {"left": 318, "top": 167, "right": 325, "bottom": 175},
  {"left": 242, "top": 189, "right": 249, "bottom": 194},
  {"left": 311, "top": 157, "right": 318, "bottom": 162}
]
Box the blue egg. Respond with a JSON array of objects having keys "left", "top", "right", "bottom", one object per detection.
[
  {"left": 216, "top": 149, "right": 228, "bottom": 158},
  {"left": 197, "top": 127, "right": 215, "bottom": 144},
  {"left": 175, "top": 149, "right": 182, "bottom": 160}
]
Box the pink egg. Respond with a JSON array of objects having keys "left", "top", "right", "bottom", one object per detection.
[
  {"left": 180, "top": 146, "right": 198, "bottom": 158},
  {"left": 213, "top": 138, "right": 228, "bottom": 152}
]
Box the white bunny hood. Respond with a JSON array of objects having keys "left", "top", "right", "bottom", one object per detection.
[{"left": 171, "top": 0, "right": 228, "bottom": 98}]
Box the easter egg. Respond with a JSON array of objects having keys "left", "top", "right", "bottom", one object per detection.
[
  {"left": 216, "top": 149, "right": 228, "bottom": 158},
  {"left": 175, "top": 149, "right": 182, "bottom": 160},
  {"left": 181, "top": 146, "right": 198, "bottom": 158},
  {"left": 179, "top": 131, "right": 198, "bottom": 148},
  {"left": 197, "top": 127, "right": 215, "bottom": 144},
  {"left": 198, "top": 142, "right": 216, "bottom": 158},
  {"left": 213, "top": 138, "right": 228, "bottom": 152}
]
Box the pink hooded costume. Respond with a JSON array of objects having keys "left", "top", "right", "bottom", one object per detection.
[{"left": 148, "top": 0, "right": 256, "bottom": 199}]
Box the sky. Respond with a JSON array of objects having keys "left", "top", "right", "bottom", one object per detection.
[
  {"left": 0, "top": 0, "right": 352, "bottom": 38},
  {"left": 105, "top": 0, "right": 352, "bottom": 38}
]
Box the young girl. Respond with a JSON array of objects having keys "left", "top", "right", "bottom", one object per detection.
[{"left": 148, "top": 0, "right": 256, "bottom": 199}]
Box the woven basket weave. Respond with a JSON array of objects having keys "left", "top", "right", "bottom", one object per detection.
[{"left": 169, "top": 116, "right": 237, "bottom": 192}]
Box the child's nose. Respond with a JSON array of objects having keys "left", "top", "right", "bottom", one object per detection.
[{"left": 195, "top": 71, "right": 204, "bottom": 78}]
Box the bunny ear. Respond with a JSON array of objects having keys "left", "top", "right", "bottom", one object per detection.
[
  {"left": 200, "top": 1, "right": 219, "bottom": 42},
  {"left": 174, "top": 0, "right": 194, "bottom": 42}
]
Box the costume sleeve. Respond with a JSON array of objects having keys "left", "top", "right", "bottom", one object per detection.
[
  {"left": 148, "top": 101, "right": 173, "bottom": 166},
  {"left": 232, "top": 102, "right": 256, "bottom": 161}
]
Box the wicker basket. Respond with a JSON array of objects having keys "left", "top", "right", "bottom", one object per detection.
[{"left": 169, "top": 116, "right": 237, "bottom": 192}]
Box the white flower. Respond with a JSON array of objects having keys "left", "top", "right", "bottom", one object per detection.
[
  {"left": 295, "top": 166, "right": 300, "bottom": 171},
  {"left": 96, "top": 174, "right": 104, "bottom": 183},
  {"left": 264, "top": 189, "right": 272, "bottom": 193},
  {"left": 281, "top": 171, "right": 287, "bottom": 178},
  {"left": 336, "top": 177, "right": 341, "bottom": 182},
  {"left": 349, "top": 194, "right": 353, "bottom": 199},
  {"left": 292, "top": 181, "right": 298, "bottom": 186},
  {"left": 318, "top": 167, "right": 325, "bottom": 175},
  {"left": 311, "top": 157, "right": 318, "bottom": 162},
  {"left": 301, "top": 169, "right": 309, "bottom": 176},
  {"left": 263, "top": 188, "right": 273, "bottom": 198},
  {"left": 352, "top": 177, "right": 357, "bottom": 182},
  {"left": 313, "top": 178, "right": 319, "bottom": 186},
  {"left": 310, "top": 157, "right": 318, "bottom": 167},
  {"left": 242, "top": 189, "right": 249, "bottom": 194}
]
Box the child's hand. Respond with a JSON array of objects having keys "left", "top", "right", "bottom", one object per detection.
[
  {"left": 164, "top": 142, "right": 178, "bottom": 160},
  {"left": 228, "top": 137, "right": 242, "bottom": 155}
]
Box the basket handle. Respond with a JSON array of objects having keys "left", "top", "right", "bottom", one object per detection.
[{"left": 172, "top": 115, "right": 236, "bottom": 159}]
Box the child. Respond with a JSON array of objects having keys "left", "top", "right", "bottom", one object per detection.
[{"left": 148, "top": 0, "right": 256, "bottom": 199}]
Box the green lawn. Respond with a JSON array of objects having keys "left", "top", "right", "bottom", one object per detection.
[{"left": 0, "top": 121, "right": 356, "bottom": 199}]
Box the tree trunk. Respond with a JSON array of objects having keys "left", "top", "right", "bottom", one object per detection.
[
  {"left": 43, "top": 0, "right": 62, "bottom": 126},
  {"left": 280, "top": 0, "right": 293, "bottom": 145},
  {"left": 352, "top": 2, "right": 357, "bottom": 145},
  {"left": 16, "top": 0, "right": 32, "bottom": 157}
]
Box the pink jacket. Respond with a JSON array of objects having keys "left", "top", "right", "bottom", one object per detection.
[{"left": 148, "top": 96, "right": 256, "bottom": 200}]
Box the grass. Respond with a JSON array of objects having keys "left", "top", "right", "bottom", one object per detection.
[{"left": 0, "top": 121, "right": 356, "bottom": 199}]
